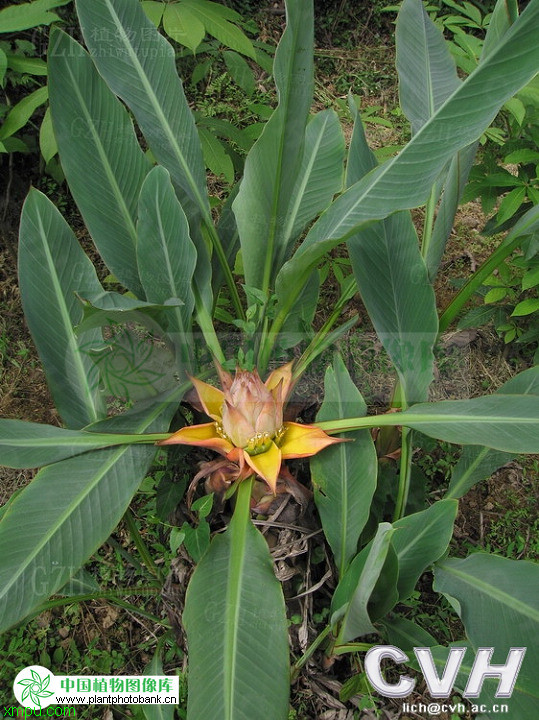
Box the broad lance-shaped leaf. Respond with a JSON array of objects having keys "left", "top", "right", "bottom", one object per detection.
[
  {"left": 267, "top": 111, "right": 345, "bottom": 351},
  {"left": 446, "top": 366, "right": 539, "bottom": 499},
  {"left": 0, "top": 85, "right": 48, "bottom": 142},
  {"left": 311, "top": 354, "right": 377, "bottom": 577},
  {"left": 48, "top": 29, "right": 149, "bottom": 297},
  {"left": 183, "top": 480, "right": 289, "bottom": 720},
  {"left": 0, "top": 397, "right": 178, "bottom": 633},
  {"left": 396, "top": 0, "right": 460, "bottom": 135},
  {"left": 137, "top": 166, "right": 197, "bottom": 372},
  {"left": 331, "top": 523, "right": 395, "bottom": 642},
  {"left": 402, "top": 395, "right": 539, "bottom": 453},
  {"left": 18, "top": 189, "right": 105, "bottom": 429},
  {"left": 392, "top": 500, "right": 457, "bottom": 601},
  {"left": 75, "top": 0, "right": 213, "bottom": 309},
  {"left": 345, "top": 108, "right": 438, "bottom": 403},
  {"left": 434, "top": 554, "right": 539, "bottom": 707},
  {"left": 274, "top": 0, "right": 539, "bottom": 312},
  {"left": 0, "top": 419, "right": 167, "bottom": 469},
  {"left": 319, "top": 393, "right": 539, "bottom": 454},
  {"left": 283, "top": 109, "right": 345, "bottom": 244},
  {"left": 232, "top": 0, "right": 314, "bottom": 293},
  {"left": 426, "top": 142, "right": 478, "bottom": 280},
  {"left": 75, "top": 0, "right": 208, "bottom": 223},
  {"left": 481, "top": 0, "right": 519, "bottom": 62}
]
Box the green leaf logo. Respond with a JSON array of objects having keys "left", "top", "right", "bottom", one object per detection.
[{"left": 14, "top": 666, "right": 55, "bottom": 709}]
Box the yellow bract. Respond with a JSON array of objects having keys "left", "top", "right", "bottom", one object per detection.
[{"left": 158, "top": 362, "right": 343, "bottom": 492}]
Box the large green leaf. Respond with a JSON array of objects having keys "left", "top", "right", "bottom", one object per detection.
[
  {"left": 48, "top": 29, "right": 149, "bottom": 297},
  {"left": 18, "top": 189, "right": 105, "bottom": 429},
  {"left": 434, "top": 554, "right": 539, "bottom": 709},
  {"left": 75, "top": 0, "right": 208, "bottom": 223},
  {"left": 396, "top": 0, "right": 460, "bottom": 135},
  {"left": 426, "top": 142, "right": 478, "bottom": 280},
  {"left": 283, "top": 110, "right": 345, "bottom": 243},
  {"left": 137, "top": 166, "right": 197, "bottom": 372},
  {"left": 481, "top": 0, "right": 519, "bottom": 61},
  {"left": 348, "top": 211, "right": 438, "bottom": 402},
  {"left": 331, "top": 523, "right": 395, "bottom": 642},
  {"left": 0, "top": 419, "right": 167, "bottom": 469},
  {"left": 446, "top": 366, "right": 539, "bottom": 499},
  {"left": 312, "top": 354, "right": 377, "bottom": 577},
  {"left": 0, "top": 398, "right": 177, "bottom": 633},
  {"left": 407, "top": 0, "right": 514, "bottom": 279},
  {"left": 274, "top": 0, "right": 539, "bottom": 317},
  {"left": 319, "top": 392, "right": 539, "bottom": 454},
  {"left": 402, "top": 395, "right": 539, "bottom": 453},
  {"left": 232, "top": 0, "right": 314, "bottom": 293},
  {"left": 392, "top": 499, "right": 458, "bottom": 600},
  {"left": 346, "top": 110, "right": 438, "bottom": 403},
  {"left": 162, "top": 3, "right": 204, "bottom": 53},
  {"left": 74, "top": 291, "right": 181, "bottom": 336},
  {"left": 183, "top": 480, "right": 289, "bottom": 720}
]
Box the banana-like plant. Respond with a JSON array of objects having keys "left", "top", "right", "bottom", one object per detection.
[{"left": 1, "top": 0, "right": 538, "bottom": 717}]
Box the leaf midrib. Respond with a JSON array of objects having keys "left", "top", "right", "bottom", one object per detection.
[
  {"left": 153, "top": 189, "right": 188, "bottom": 336},
  {"left": 62, "top": 59, "right": 138, "bottom": 247},
  {"left": 223, "top": 481, "right": 250, "bottom": 718},
  {"left": 282, "top": 113, "right": 328, "bottom": 243},
  {"left": 437, "top": 562, "right": 539, "bottom": 623},
  {"left": 36, "top": 210, "right": 99, "bottom": 425}
]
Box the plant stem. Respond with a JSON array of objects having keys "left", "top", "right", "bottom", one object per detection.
[
  {"left": 332, "top": 642, "right": 374, "bottom": 656},
  {"left": 234, "top": 475, "right": 254, "bottom": 520},
  {"left": 421, "top": 185, "right": 438, "bottom": 261},
  {"left": 290, "top": 624, "right": 333, "bottom": 681},
  {"left": 258, "top": 281, "right": 304, "bottom": 371},
  {"left": 393, "top": 425, "right": 413, "bottom": 521},
  {"left": 124, "top": 509, "right": 165, "bottom": 583},
  {"left": 106, "top": 536, "right": 149, "bottom": 576},
  {"left": 204, "top": 220, "right": 245, "bottom": 322},
  {"left": 293, "top": 278, "right": 358, "bottom": 380},
  {"left": 316, "top": 415, "right": 400, "bottom": 433},
  {"left": 438, "top": 233, "right": 522, "bottom": 332},
  {"left": 194, "top": 291, "right": 226, "bottom": 363},
  {"left": 17, "top": 588, "right": 167, "bottom": 628}
]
